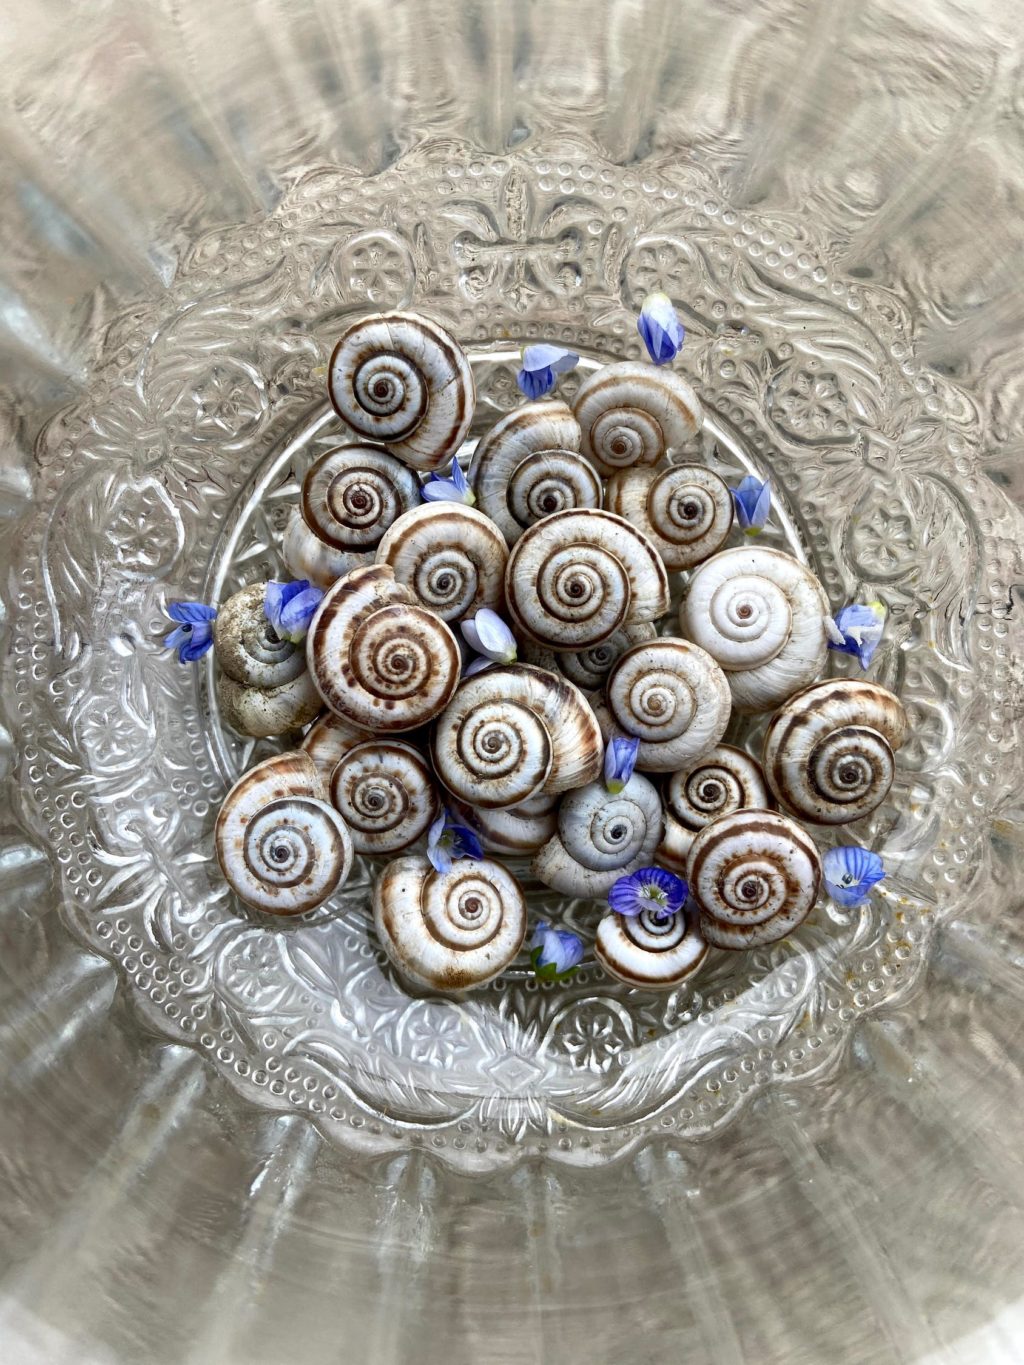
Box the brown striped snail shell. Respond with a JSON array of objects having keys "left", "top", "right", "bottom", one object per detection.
[
  {"left": 215, "top": 751, "right": 354, "bottom": 915},
  {"left": 521, "top": 622, "right": 657, "bottom": 696},
  {"left": 450, "top": 793, "right": 558, "bottom": 856},
  {"left": 679, "top": 546, "right": 830, "bottom": 713},
  {"left": 686, "top": 809, "right": 822, "bottom": 950},
  {"left": 374, "top": 502, "right": 508, "bottom": 624},
  {"left": 605, "top": 464, "right": 733, "bottom": 571},
  {"left": 329, "top": 739, "right": 439, "bottom": 855},
  {"left": 657, "top": 745, "right": 771, "bottom": 874},
  {"left": 472, "top": 399, "right": 589, "bottom": 543},
  {"left": 762, "top": 678, "right": 909, "bottom": 825},
  {"left": 505, "top": 508, "right": 669, "bottom": 652},
  {"left": 214, "top": 583, "right": 321, "bottom": 737},
  {"left": 595, "top": 907, "right": 709, "bottom": 990},
  {"left": 306, "top": 564, "right": 461, "bottom": 732},
  {"left": 300, "top": 711, "right": 372, "bottom": 787},
  {"left": 572, "top": 361, "right": 703, "bottom": 476},
  {"left": 283, "top": 509, "right": 366, "bottom": 590},
  {"left": 373, "top": 854, "right": 527, "bottom": 991},
  {"left": 531, "top": 774, "right": 663, "bottom": 898},
  {"left": 431, "top": 663, "right": 603, "bottom": 809},
  {"left": 328, "top": 311, "right": 475, "bottom": 472}
]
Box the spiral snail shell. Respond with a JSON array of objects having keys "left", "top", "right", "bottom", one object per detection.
[
  {"left": 374, "top": 502, "right": 509, "bottom": 623},
  {"left": 374, "top": 854, "right": 527, "bottom": 991},
  {"left": 687, "top": 809, "right": 822, "bottom": 950},
  {"left": 449, "top": 793, "right": 559, "bottom": 857},
  {"left": 329, "top": 739, "right": 439, "bottom": 855},
  {"left": 595, "top": 908, "right": 709, "bottom": 989},
  {"left": 282, "top": 510, "right": 365, "bottom": 590},
  {"left": 605, "top": 464, "right": 733, "bottom": 571},
  {"left": 762, "top": 678, "right": 908, "bottom": 825},
  {"left": 657, "top": 745, "right": 771, "bottom": 874},
  {"left": 306, "top": 564, "right": 461, "bottom": 732},
  {"left": 215, "top": 752, "right": 354, "bottom": 915},
  {"left": 431, "top": 663, "right": 603, "bottom": 808},
  {"left": 522, "top": 623, "right": 657, "bottom": 696},
  {"left": 531, "top": 773, "right": 664, "bottom": 897},
  {"left": 571, "top": 361, "right": 703, "bottom": 476},
  {"left": 328, "top": 311, "right": 475, "bottom": 472},
  {"left": 214, "top": 584, "right": 321, "bottom": 737},
  {"left": 505, "top": 509, "right": 669, "bottom": 652},
  {"left": 599, "top": 638, "right": 732, "bottom": 773},
  {"left": 679, "top": 547, "right": 830, "bottom": 713}
]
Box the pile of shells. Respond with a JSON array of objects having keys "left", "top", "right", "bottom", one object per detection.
[{"left": 213, "top": 309, "right": 907, "bottom": 993}]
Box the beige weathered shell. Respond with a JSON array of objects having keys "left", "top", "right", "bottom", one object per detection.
[
  {"left": 657, "top": 744, "right": 771, "bottom": 874},
  {"left": 328, "top": 311, "right": 475, "bottom": 472},
  {"left": 450, "top": 793, "right": 558, "bottom": 856},
  {"left": 472, "top": 399, "right": 584, "bottom": 543},
  {"left": 216, "top": 671, "right": 322, "bottom": 739},
  {"left": 431, "top": 663, "right": 603, "bottom": 809},
  {"left": 679, "top": 546, "right": 830, "bottom": 713},
  {"left": 306, "top": 564, "right": 461, "bottom": 732},
  {"left": 522, "top": 622, "right": 657, "bottom": 696},
  {"left": 373, "top": 855, "right": 527, "bottom": 991},
  {"left": 531, "top": 773, "right": 663, "bottom": 897},
  {"left": 329, "top": 739, "right": 439, "bottom": 855},
  {"left": 214, "top": 583, "right": 307, "bottom": 688},
  {"left": 762, "top": 678, "right": 909, "bottom": 825},
  {"left": 505, "top": 508, "right": 669, "bottom": 652},
  {"left": 375, "top": 502, "right": 508, "bottom": 623},
  {"left": 215, "top": 752, "right": 354, "bottom": 915},
  {"left": 687, "top": 808, "right": 821, "bottom": 950},
  {"left": 300, "top": 712, "right": 372, "bottom": 786},
  {"left": 595, "top": 907, "right": 709, "bottom": 989},
  {"left": 572, "top": 361, "right": 703, "bottom": 476},
  {"left": 283, "top": 509, "right": 366, "bottom": 589},
  {"left": 605, "top": 464, "right": 733, "bottom": 571}
]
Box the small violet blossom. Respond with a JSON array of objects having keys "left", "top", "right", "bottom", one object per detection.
[
  {"left": 421, "top": 455, "right": 475, "bottom": 505},
  {"left": 604, "top": 736, "right": 640, "bottom": 795},
  {"left": 516, "top": 344, "right": 579, "bottom": 400},
  {"left": 825, "top": 601, "right": 886, "bottom": 670},
  {"left": 426, "top": 808, "right": 483, "bottom": 875},
  {"left": 461, "top": 608, "right": 517, "bottom": 677},
  {"left": 732, "top": 475, "right": 771, "bottom": 535},
  {"left": 265, "top": 580, "right": 324, "bottom": 643},
  {"left": 530, "top": 922, "right": 585, "bottom": 983},
  {"left": 822, "top": 845, "right": 885, "bottom": 908},
  {"left": 609, "top": 866, "right": 687, "bottom": 919},
  {"left": 164, "top": 601, "right": 217, "bottom": 663},
  {"left": 637, "top": 291, "right": 685, "bottom": 366}
]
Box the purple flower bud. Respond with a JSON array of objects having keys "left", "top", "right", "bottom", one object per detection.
[
  {"left": 825, "top": 601, "right": 886, "bottom": 670},
  {"left": 461, "top": 608, "right": 517, "bottom": 664},
  {"left": 264, "top": 580, "right": 324, "bottom": 643},
  {"left": 530, "top": 922, "right": 585, "bottom": 981},
  {"left": 164, "top": 601, "right": 217, "bottom": 663},
  {"left": 421, "top": 455, "right": 475, "bottom": 505},
  {"left": 637, "top": 292, "right": 685, "bottom": 365},
  {"left": 426, "top": 808, "right": 484, "bottom": 874},
  {"left": 604, "top": 736, "right": 640, "bottom": 794},
  {"left": 731, "top": 476, "right": 771, "bottom": 535},
  {"left": 822, "top": 845, "right": 885, "bottom": 908},
  {"left": 516, "top": 344, "right": 579, "bottom": 400}
]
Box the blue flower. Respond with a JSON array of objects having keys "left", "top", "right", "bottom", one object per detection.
[
  {"left": 460, "top": 608, "right": 517, "bottom": 675},
  {"left": 609, "top": 866, "right": 687, "bottom": 918},
  {"left": 264, "top": 580, "right": 324, "bottom": 643},
  {"left": 530, "top": 922, "right": 585, "bottom": 982},
  {"left": 732, "top": 475, "right": 771, "bottom": 535},
  {"left": 637, "top": 292, "right": 685, "bottom": 366},
  {"left": 421, "top": 454, "right": 475, "bottom": 505},
  {"left": 426, "top": 808, "right": 484, "bottom": 875},
  {"left": 164, "top": 601, "right": 217, "bottom": 663},
  {"left": 822, "top": 845, "right": 885, "bottom": 908},
  {"left": 604, "top": 736, "right": 640, "bottom": 794},
  {"left": 825, "top": 601, "right": 886, "bottom": 670},
  {"left": 516, "top": 344, "right": 579, "bottom": 400}
]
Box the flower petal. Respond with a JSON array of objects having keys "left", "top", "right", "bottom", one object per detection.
[
  {"left": 167, "top": 600, "right": 217, "bottom": 625},
  {"left": 471, "top": 608, "right": 517, "bottom": 661},
  {"left": 421, "top": 479, "right": 462, "bottom": 502},
  {"left": 517, "top": 365, "right": 554, "bottom": 400},
  {"left": 463, "top": 655, "right": 493, "bottom": 677}
]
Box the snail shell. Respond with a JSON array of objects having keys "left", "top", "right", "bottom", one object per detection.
[
  {"left": 283, "top": 509, "right": 366, "bottom": 589},
  {"left": 328, "top": 311, "right": 475, "bottom": 472},
  {"left": 505, "top": 509, "right": 669, "bottom": 652},
  {"left": 472, "top": 399, "right": 586, "bottom": 543},
  {"left": 531, "top": 773, "right": 664, "bottom": 898},
  {"left": 522, "top": 623, "right": 658, "bottom": 696},
  {"left": 657, "top": 745, "right": 771, "bottom": 874},
  {"left": 762, "top": 678, "right": 909, "bottom": 825},
  {"left": 605, "top": 464, "right": 733, "bottom": 571},
  {"left": 374, "top": 854, "right": 527, "bottom": 991},
  {"left": 300, "top": 712, "right": 371, "bottom": 786},
  {"left": 306, "top": 564, "right": 461, "bottom": 732},
  {"left": 595, "top": 908, "right": 709, "bottom": 990},
  {"left": 329, "top": 739, "right": 439, "bottom": 855},
  {"left": 375, "top": 502, "right": 508, "bottom": 623},
  {"left": 216, "top": 671, "right": 321, "bottom": 739},
  {"left": 600, "top": 638, "right": 731, "bottom": 772},
  {"left": 687, "top": 809, "right": 822, "bottom": 950},
  {"left": 450, "top": 792, "right": 559, "bottom": 856},
  {"left": 679, "top": 547, "right": 830, "bottom": 713},
  {"left": 431, "top": 663, "right": 603, "bottom": 808},
  {"left": 572, "top": 361, "right": 703, "bottom": 477},
  {"left": 215, "top": 752, "right": 354, "bottom": 915},
  {"left": 214, "top": 583, "right": 307, "bottom": 688}
]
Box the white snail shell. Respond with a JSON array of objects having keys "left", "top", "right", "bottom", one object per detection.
[
  {"left": 431, "top": 663, "right": 603, "bottom": 808},
  {"left": 531, "top": 773, "right": 664, "bottom": 897},
  {"left": 373, "top": 854, "right": 527, "bottom": 991},
  {"left": 472, "top": 399, "right": 587, "bottom": 543},
  {"left": 522, "top": 623, "right": 657, "bottom": 696},
  {"left": 762, "top": 678, "right": 909, "bottom": 825},
  {"left": 283, "top": 509, "right": 366, "bottom": 589},
  {"left": 215, "top": 751, "right": 354, "bottom": 915},
  {"left": 300, "top": 712, "right": 372, "bottom": 786},
  {"left": 600, "top": 638, "right": 732, "bottom": 773},
  {"left": 605, "top": 464, "right": 733, "bottom": 571},
  {"left": 450, "top": 793, "right": 558, "bottom": 856},
  {"left": 328, "top": 311, "right": 475, "bottom": 472},
  {"left": 329, "top": 739, "right": 439, "bottom": 855},
  {"left": 687, "top": 808, "right": 822, "bottom": 950},
  {"left": 595, "top": 908, "right": 709, "bottom": 990},
  {"left": 505, "top": 509, "right": 669, "bottom": 651},
  {"left": 572, "top": 361, "right": 703, "bottom": 476},
  {"left": 214, "top": 583, "right": 308, "bottom": 688},
  {"left": 216, "top": 671, "right": 321, "bottom": 739},
  {"left": 679, "top": 546, "right": 830, "bottom": 713},
  {"left": 657, "top": 745, "right": 771, "bottom": 874},
  {"left": 375, "top": 502, "right": 509, "bottom": 623},
  {"left": 306, "top": 564, "right": 461, "bottom": 732}
]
